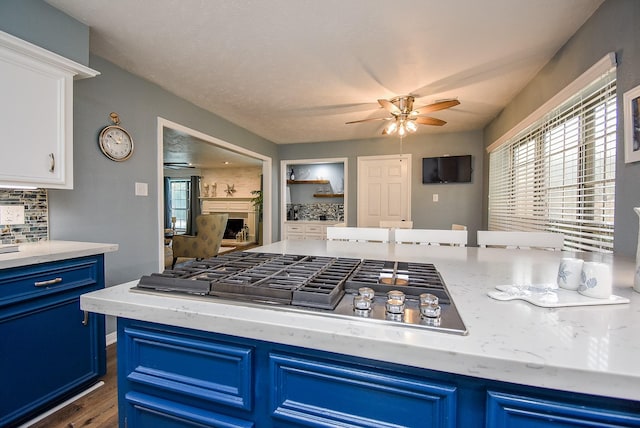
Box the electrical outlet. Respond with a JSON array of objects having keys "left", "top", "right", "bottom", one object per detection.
[{"left": 0, "top": 205, "right": 25, "bottom": 225}]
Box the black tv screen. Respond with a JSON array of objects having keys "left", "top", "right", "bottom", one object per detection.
[{"left": 422, "top": 155, "right": 472, "bottom": 183}]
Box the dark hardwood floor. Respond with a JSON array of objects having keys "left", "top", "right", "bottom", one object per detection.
[{"left": 30, "top": 343, "right": 118, "bottom": 428}]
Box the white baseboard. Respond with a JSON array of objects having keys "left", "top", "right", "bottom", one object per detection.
[
  {"left": 18, "top": 381, "right": 104, "bottom": 427},
  {"left": 106, "top": 331, "right": 117, "bottom": 346}
]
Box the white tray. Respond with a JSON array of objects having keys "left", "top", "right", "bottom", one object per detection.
[{"left": 488, "top": 284, "right": 630, "bottom": 308}]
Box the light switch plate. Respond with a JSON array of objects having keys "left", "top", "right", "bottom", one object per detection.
[
  {"left": 433, "top": 194, "right": 439, "bottom": 202},
  {"left": 0, "top": 205, "right": 25, "bottom": 225},
  {"left": 135, "top": 182, "right": 148, "bottom": 196}
]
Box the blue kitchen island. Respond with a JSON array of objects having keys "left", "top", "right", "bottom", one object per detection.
[{"left": 82, "top": 240, "right": 640, "bottom": 427}]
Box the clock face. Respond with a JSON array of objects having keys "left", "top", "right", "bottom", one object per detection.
[{"left": 99, "top": 125, "right": 134, "bottom": 161}]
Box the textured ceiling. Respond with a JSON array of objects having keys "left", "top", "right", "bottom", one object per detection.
[{"left": 46, "top": 0, "right": 603, "bottom": 147}]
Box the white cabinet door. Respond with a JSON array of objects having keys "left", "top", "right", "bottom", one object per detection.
[{"left": 0, "top": 31, "right": 98, "bottom": 189}]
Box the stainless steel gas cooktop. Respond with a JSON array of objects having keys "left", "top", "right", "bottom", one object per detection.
[{"left": 133, "top": 252, "right": 467, "bottom": 335}]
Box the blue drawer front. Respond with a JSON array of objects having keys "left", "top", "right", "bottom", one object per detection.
[
  {"left": 123, "top": 326, "right": 253, "bottom": 410},
  {"left": 125, "top": 391, "right": 254, "bottom": 428},
  {"left": 0, "top": 257, "right": 99, "bottom": 307},
  {"left": 269, "top": 353, "right": 457, "bottom": 427},
  {"left": 486, "top": 391, "right": 640, "bottom": 427}
]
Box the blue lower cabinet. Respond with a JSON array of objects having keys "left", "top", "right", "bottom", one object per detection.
[
  {"left": 125, "top": 391, "right": 254, "bottom": 428},
  {"left": 118, "top": 319, "right": 640, "bottom": 428},
  {"left": 269, "top": 353, "right": 456, "bottom": 427},
  {"left": 0, "top": 255, "right": 105, "bottom": 427},
  {"left": 486, "top": 391, "right": 640, "bottom": 427}
]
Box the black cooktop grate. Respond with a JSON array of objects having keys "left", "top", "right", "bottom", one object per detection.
[
  {"left": 137, "top": 252, "right": 452, "bottom": 309},
  {"left": 138, "top": 252, "right": 361, "bottom": 309},
  {"left": 344, "top": 260, "right": 450, "bottom": 303}
]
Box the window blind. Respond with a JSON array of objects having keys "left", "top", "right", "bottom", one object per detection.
[{"left": 488, "top": 69, "right": 616, "bottom": 253}]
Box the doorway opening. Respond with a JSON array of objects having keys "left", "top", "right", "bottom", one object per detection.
[{"left": 156, "top": 117, "right": 272, "bottom": 271}]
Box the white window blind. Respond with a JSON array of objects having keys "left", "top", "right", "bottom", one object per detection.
[{"left": 488, "top": 68, "right": 616, "bottom": 253}]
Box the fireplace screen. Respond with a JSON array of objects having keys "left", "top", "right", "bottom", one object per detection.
[{"left": 224, "top": 218, "right": 244, "bottom": 239}]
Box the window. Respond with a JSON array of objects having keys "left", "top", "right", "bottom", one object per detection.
[
  {"left": 488, "top": 65, "right": 616, "bottom": 253},
  {"left": 169, "top": 179, "right": 190, "bottom": 233}
]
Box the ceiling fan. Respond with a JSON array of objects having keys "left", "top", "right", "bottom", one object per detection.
[
  {"left": 163, "top": 162, "right": 196, "bottom": 169},
  {"left": 345, "top": 96, "right": 460, "bottom": 136}
]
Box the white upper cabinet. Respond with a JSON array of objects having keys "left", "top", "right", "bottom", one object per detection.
[{"left": 0, "top": 31, "right": 99, "bottom": 189}]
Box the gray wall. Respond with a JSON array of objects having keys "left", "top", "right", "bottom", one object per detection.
[
  {"left": 0, "top": 0, "right": 89, "bottom": 65},
  {"left": 1, "top": 1, "right": 279, "bottom": 289},
  {"left": 279, "top": 130, "right": 484, "bottom": 245},
  {"left": 484, "top": 0, "right": 640, "bottom": 257}
]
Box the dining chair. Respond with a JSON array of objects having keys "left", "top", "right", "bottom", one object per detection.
[
  {"left": 379, "top": 220, "right": 413, "bottom": 229},
  {"left": 476, "top": 231, "right": 564, "bottom": 250},
  {"left": 395, "top": 228, "right": 468, "bottom": 247},
  {"left": 172, "top": 213, "right": 229, "bottom": 268},
  {"left": 326, "top": 226, "right": 390, "bottom": 243}
]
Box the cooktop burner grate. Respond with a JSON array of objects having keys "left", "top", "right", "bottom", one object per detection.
[
  {"left": 134, "top": 252, "right": 467, "bottom": 334},
  {"left": 138, "top": 252, "right": 361, "bottom": 309}
]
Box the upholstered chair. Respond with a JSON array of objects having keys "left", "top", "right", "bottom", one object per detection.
[{"left": 171, "top": 213, "right": 228, "bottom": 268}]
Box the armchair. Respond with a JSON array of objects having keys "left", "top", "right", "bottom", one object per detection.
[{"left": 171, "top": 214, "right": 228, "bottom": 268}]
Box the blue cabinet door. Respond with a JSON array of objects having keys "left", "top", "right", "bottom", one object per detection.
[
  {"left": 0, "top": 256, "right": 105, "bottom": 427},
  {"left": 269, "top": 353, "right": 457, "bottom": 427},
  {"left": 486, "top": 391, "right": 640, "bottom": 427}
]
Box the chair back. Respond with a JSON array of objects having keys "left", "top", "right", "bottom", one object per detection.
[
  {"left": 171, "top": 214, "right": 229, "bottom": 267},
  {"left": 451, "top": 224, "right": 467, "bottom": 231},
  {"left": 326, "top": 226, "right": 390, "bottom": 243},
  {"left": 477, "top": 231, "right": 564, "bottom": 250},
  {"left": 379, "top": 220, "right": 413, "bottom": 229},
  {"left": 395, "top": 229, "right": 468, "bottom": 247}
]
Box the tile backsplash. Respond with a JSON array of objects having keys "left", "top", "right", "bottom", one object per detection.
[
  {"left": 0, "top": 189, "right": 48, "bottom": 244},
  {"left": 287, "top": 203, "right": 344, "bottom": 221}
]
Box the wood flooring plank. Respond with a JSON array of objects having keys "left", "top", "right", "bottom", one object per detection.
[{"left": 29, "top": 343, "right": 118, "bottom": 428}]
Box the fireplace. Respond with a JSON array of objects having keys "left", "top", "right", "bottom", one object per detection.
[{"left": 224, "top": 218, "right": 244, "bottom": 239}]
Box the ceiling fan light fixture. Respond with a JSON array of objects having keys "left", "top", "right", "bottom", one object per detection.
[
  {"left": 406, "top": 121, "right": 417, "bottom": 132},
  {"left": 385, "top": 121, "right": 398, "bottom": 134},
  {"left": 398, "top": 124, "right": 406, "bottom": 136}
]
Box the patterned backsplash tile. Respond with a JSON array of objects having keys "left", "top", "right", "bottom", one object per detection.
[
  {"left": 287, "top": 203, "right": 344, "bottom": 221},
  {"left": 0, "top": 189, "right": 48, "bottom": 244}
]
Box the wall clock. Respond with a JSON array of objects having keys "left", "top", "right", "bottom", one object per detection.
[{"left": 98, "top": 112, "right": 134, "bottom": 162}]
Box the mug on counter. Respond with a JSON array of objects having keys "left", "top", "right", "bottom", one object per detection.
[
  {"left": 578, "top": 261, "right": 612, "bottom": 299},
  {"left": 557, "top": 257, "right": 584, "bottom": 290}
]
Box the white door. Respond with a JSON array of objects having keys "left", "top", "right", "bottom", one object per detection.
[{"left": 357, "top": 155, "right": 411, "bottom": 227}]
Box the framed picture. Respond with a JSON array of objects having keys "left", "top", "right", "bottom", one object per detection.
[{"left": 623, "top": 84, "right": 640, "bottom": 163}]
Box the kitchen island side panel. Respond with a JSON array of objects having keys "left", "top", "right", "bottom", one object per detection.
[{"left": 117, "top": 318, "right": 640, "bottom": 428}]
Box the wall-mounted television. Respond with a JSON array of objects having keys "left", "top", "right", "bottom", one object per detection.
[{"left": 422, "top": 155, "right": 472, "bottom": 184}]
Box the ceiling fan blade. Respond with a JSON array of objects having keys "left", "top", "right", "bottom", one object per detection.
[
  {"left": 415, "top": 116, "right": 447, "bottom": 126},
  {"left": 412, "top": 99, "right": 460, "bottom": 115},
  {"left": 345, "top": 117, "right": 391, "bottom": 124},
  {"left": 378, "top": 99, "right": 401, "bottom": 115},
  {"left": 164, "top": 162, "right": 195, "bottom": 169}
]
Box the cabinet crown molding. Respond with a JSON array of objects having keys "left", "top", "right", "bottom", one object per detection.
[{"left": 0, "top": 30, "right": 99, "bottom": 79}]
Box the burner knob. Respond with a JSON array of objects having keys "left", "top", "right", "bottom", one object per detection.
[
  {"left": 353, "top": 295, "right": 372, "bottom": 311},
  {"left": 385, "top": 298, "right": 405, "bottom": 314},
  {"left": 358, "top": 287, "right": 375, "bottom": 300},
  {"left": 387, "top": 290, "right": 405, "bottom": 303},
  {"left": 420, "top": 303, "right": 441, "bottom": 318},
  {"left": 419, "top": 293, "right": 439, "bottom": 306}
]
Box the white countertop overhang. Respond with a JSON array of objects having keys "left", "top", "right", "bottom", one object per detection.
[
  {"left": 80, "top": 240, "right": 640, "bottom": 402},
  {"left": 0, "top": 240, "right": 118, "bottom": 269}
]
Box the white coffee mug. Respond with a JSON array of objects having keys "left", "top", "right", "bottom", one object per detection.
[
  {"left": 578, "top": 262, "right": 612, "bottom": 299},
  {"left": 557, "top": 258, "right": 584, "bottom": 290}
]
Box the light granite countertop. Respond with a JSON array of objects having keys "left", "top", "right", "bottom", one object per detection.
[
  {"left": 0, "top": 240, "right": 118, "bottom": 269},
  {"left": 80, "top": 240, "right": 640, "bottom": 402}
]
